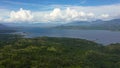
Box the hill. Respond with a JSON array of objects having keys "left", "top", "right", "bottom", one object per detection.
[{"left": 0, "top": 34, "right": 120, "bottom": 68}]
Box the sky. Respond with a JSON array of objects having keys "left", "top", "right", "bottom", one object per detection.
[{"left": 0, "top": 0, "right": 120, "bottom": 23}]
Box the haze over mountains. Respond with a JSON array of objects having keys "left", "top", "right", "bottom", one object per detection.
[
  {"left": 0, "top": 24, "right": 16, "bottom": 33},
  {"left": 0, "top": 18, "right": 120, "bottom": 31},
  {"left": 0, "top": 24, "right": 7, "bottom": 30},
  {"left": 56, "top": 19, "right": 120, "bottom": 31}
]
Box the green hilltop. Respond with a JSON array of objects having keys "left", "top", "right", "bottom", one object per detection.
[{"left": 0, "top": 34, "right": 120, "bottom": 68}]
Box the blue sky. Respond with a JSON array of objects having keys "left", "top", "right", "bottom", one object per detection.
[
  {"left": 0, "top": 0, "right": 120, "bottom": 23},
  {"left": 1, "top": 0, "right": 120, "bottom": 10}
]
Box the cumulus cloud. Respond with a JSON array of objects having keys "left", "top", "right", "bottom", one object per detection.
[
  {"left": 0, "top": 17, "right": 2, "bottom": 20},
  {"left": 5, "top": 8, "right": 33, "bottom": 23},
  {"left": 32, "top": 4, "right": 120, "bottom": 23},
  {"left": 101, "top": 14, "right": 109, "bottom": 18},
  {"left": 98, "top": 14, "right": 110, "bottom": 20},
  {"left": 36, "top": 8, "right": 96, "bottom": 23},
  {"left": 45, "top": 8, "right": 63, "bottom": 22},
  {"left": 0, "top": 4, "right": 120, "bottom": 23},
  {"left": 0, "top": 17, "right": 3, "bottom": 22}
]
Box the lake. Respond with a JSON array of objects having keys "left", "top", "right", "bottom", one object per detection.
[{"left": 18, "top": 27, "right": 120, "bottom": 45}]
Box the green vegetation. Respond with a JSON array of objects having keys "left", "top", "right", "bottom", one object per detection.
[{"left": 0, "top": 34, "right": 120, "bottom": 68}]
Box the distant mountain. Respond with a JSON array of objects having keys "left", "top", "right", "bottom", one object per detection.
[
  {"left": 0, "top": 24, "right": 8, "bottom": 30},
  {"left": 88, "top": 19, "right": 120, "bottom": 30},
  {"left": 56, "top": 19, "right": 120, "bottom": 31},
  {"left": 63, "top": 21, "right": 92, "bottom": 26},
  {"left": 3, "top": 23, "right": 63, "bottom": 28},
  {"left": 0, "top": 23, "right": 16, "bottom": 33}
]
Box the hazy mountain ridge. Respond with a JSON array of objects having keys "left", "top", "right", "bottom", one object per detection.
[
  {"left": 0, "top": 23, "right": 16, "bottom": 33},
  {"left": 1, "top": 18, "right": 120, "bottom": 31},
  {"left": 56, "top": 19, "right": 120, "bottom": 30},
  {"left": 0, "top": 24, "right": 8, "bottom": 30},
  {"left": 3, "top": 23, "right": 63, "bottom": 28}
]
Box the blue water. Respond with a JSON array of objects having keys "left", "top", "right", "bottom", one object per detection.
[{"left": 18, "top": 27, "right": 120, "bottom": 45}]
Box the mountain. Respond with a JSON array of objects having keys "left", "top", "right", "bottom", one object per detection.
[
  {"left": 0, "top": 24, "right": 8, "bottom": 30},
  {"left": 56, "top": 19, "right": 120, "bottom": 30},
  {"left": 0, "top": 23, "right": 16, "bottom": 33},
  {"left": 4, "top": 23, "right": 63, "bottom": 28},
  {"left": 93, "top": 19, "right": 120, "bottom": 30},
  {"left": 63, "top": 21, "right": 92, "bottom": 26}
]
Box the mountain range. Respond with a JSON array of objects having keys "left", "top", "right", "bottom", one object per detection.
[
  {"left": 56, "top": 19, "right": 120, "bottom": 31},
  {"left": 0, "top": 18, "right": 120, "bottom": 32}
]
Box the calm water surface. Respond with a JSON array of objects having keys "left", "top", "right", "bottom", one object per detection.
[{"left": 18, "top": 27, "right": 120, "bottom": 45}]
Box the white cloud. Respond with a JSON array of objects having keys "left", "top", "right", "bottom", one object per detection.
[
  {"left": 87, "top": 13, "right": 94, "bottom": 17},
  {"left": 46, "top": 8, "right": 63, "bottom": 22},
  {"left": 101, "top": 14, "right": 109, "bottom": 18},
  {"left": 0, "top": 17, "right": 3, "bottom": 22},
  {"left": 5, "top": 8, "right": 33, "bottom": 23},
  {"left": 0, "top": 4, "right": 120, "bottom": 23},
  {"left": 32, "top": 4, "right": 120, "bottom": 23},
  {"left": 0, "top": 9, "right": 10, "bottom": 20},
  {"left": 33, "top": 8, "right": 96, "bottom": 23},
  {"left": 99, "top": 14, "right": 110, "bottom": 20}
]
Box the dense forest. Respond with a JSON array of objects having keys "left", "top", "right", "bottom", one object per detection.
[{"left": 0, "top": 34, "right": 120, "bottom": 68}]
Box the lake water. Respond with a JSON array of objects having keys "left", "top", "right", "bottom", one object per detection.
[{"left": 18, "top": 27, "right": 120, "bottom": 45}]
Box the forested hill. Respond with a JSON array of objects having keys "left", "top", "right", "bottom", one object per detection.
[{"left": 0, "top": 34, "right": 120, "bottom": 68}]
